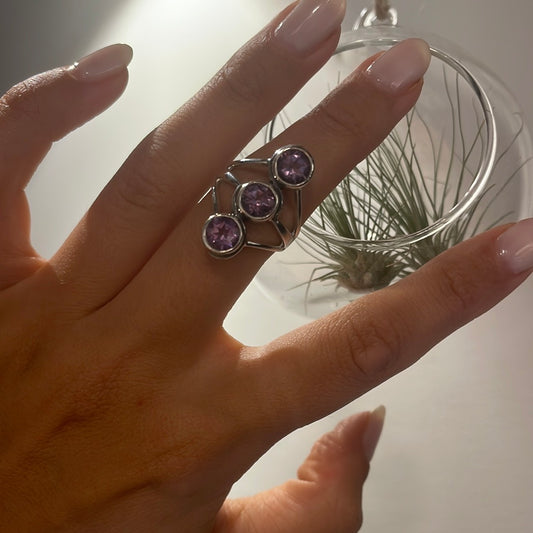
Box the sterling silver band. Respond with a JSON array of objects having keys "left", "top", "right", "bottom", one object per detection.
[{"left": 202, "top": 145, "right": 314, "bottom": 258}]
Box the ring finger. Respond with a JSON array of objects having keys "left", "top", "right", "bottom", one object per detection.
[
  {"left": 109, "top": 38, "right": 431, "bottom": 332},
  {"left": 47, "top": 0, "right": 346, "bottom": 312}
]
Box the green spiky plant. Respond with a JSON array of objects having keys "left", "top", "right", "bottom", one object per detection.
[{"left": 297, "top": 69, "right": 528, "bottom": 293}]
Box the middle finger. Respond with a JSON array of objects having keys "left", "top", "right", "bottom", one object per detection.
[
  {"left": 48, "top": 0, "right": 346, "bottom": 312},
  {"left": 111, "top": 39, "right": 431, "bottom": 332}
]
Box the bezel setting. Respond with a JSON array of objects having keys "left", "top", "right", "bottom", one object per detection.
[
  {"left": 202, "top": 214, "right": 246, "bottom": 258},
  {"left": 271, "top": 145, "right": 315, "bottom": 189},
  {"left": 235, "top": 181, "right": 281, "bottom": 222}
]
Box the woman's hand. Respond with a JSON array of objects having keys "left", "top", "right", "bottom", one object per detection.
[{"left": 1, "top": 1, "right": 532, "bottom": 531}]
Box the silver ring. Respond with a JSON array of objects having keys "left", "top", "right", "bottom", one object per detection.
[{"left": 202, "top": 145, "right": 314, "bottom": 258}]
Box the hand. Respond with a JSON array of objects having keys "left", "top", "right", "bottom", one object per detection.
[{"left": 1, "top": 1, "right": 532, "bottom": 531}]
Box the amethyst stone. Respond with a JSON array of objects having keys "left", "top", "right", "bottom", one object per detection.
[
  {"left": 275, "top": 147, "right": 313, "bottom": 187},
  {"left": 204, "top": 215, "right": 243, "bottom": 253},
  {"left": 239, "top": 182, "right": 278, "bottom": 220}
]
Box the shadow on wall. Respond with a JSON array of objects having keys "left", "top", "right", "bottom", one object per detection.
[{"left": 0, "top": 0, "right": 130, "bottom": 92}]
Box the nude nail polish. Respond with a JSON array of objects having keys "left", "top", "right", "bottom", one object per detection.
[
  {"left": 363, "top": 405, "right": 386, "bottom": 462},
  {"left": 275, "top": 0, "right": 346, "bottom": 54},
  {"left": 496, "top": 218, "right": 533, "bottom": 274},
  {"left": 365, "top": 38, "right": 431, "bottom": 93},
  {"left": 68, "top": 44, "right": 133, "bottom": 82}
]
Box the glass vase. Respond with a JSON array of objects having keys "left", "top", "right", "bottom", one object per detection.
[{"left": 254, "top": 2, "right": 533, "bottom": 319}]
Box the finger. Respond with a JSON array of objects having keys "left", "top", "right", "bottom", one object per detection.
[
  {"left": 0, "top": 44, "right": 132, "bottom": 287},
  {"left": 0, "top": 43, "right": 132, "bottom": 195},
  {"left": 215, "top": 408, "right": 385, "bottom": 533},
  {"left": 248, "top": 220, "right": 533, "bottom": 434},
  {"left": 113, "top": 39, "right": 430, "bottom": 332},
  {"left": 48, "top": 0, "right": 347, "bottom": 310}
]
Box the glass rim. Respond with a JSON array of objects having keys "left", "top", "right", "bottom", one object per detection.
[{"left": 303, "top": 30, "right": 498, "bottom": 251}]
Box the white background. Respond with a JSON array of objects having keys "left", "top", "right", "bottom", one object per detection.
[{"left": 1, "top": 1, "right": 532, "bottom": 532}]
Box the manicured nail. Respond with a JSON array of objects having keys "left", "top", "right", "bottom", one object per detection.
[
  {"left": 275, "top": 0, "right": 346, "bottom": 54},
  {"left": 496, "top": 218, "right": 533, "bottom": 274},
  {"left": 363, "top": 405, "right": 386, "bottom": 462},
  {"left": 68, "top": 44, "right": 133, "bottom": 82},
  {"left": 365, "top": 38, "right": 431, "bottom": 93}
]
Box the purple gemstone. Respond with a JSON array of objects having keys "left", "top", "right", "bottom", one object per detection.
[
  {"left": 204, "top": 216, "right": 242, "bottom": 252},
  {"left": 275, "top": 148, "right": 312, "bottom": 186},
  {"left": 239, "top": 182, "right": 277, "bottom": 219}
]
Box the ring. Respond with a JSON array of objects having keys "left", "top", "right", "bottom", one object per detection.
[{"left": 202, "top": 145, "right": 314, "bottom": 258}]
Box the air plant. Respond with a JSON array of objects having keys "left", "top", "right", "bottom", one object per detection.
[
  {"left": 298, "top": 173, "right": 407, "bottom": 291},
  {"left": 297, "top": 69, "right": 527, "bottom": 293}
]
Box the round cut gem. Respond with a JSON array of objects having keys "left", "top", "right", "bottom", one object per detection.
[
  {"left": 204, "top": 215, "right": 243, "bottom": 253},
  {"left": 275, "top": 148, "right": 313, "bottom": 187},
  {"left": 239, "top": 182, "right": 278, "bottom": 219}
]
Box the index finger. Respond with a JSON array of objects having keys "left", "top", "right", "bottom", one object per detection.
[
  {"left": 48, "top": 0, "right": 346, "bottom": 312},
  {"left": 249, "top": 220, "right": 533, "bottom": 433}
]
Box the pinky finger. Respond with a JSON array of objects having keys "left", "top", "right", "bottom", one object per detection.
[{"left": 0, "top": 44, "right": 132, "bottom": 288}]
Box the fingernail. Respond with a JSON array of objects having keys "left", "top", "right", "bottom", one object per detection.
[
  {"left": 496, "top": 218, "right": 533, "bottom": 274},
  {"left": 365, "top": 38, "right": 431, "bottom": 94},
  {"left": 275, "top": 0, "right": 346, "bottom": 54},
  {"left": 68, "top": 44, "right": 133, "bottom": 82},
  {"left": 363, "top": 405, "right": 386, "bottom": 462}
]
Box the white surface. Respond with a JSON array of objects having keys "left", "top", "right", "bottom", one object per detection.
[{"left": 3, "top": 1, "right": 532, "bottom": 531}]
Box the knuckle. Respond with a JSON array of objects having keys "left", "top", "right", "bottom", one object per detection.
[
  {"left": 215, "top": 54, "right": 269, "bottom": 107},
  {"left": 311, "top": 99, "right": 367, "bottom": 141},
  {"left": 433, "top": 260, "right": 479, "bottom": 316},
  {"left": 114, "top": 167, "right": 166, "bottom": 213},
  {"left": 0, "top": 70, "right": 72, "bottom": 140},
  {"left": 310, "top": 429, "right": 345, "bottom": 459},
  {"left": 0, "top": 78, "right": 42, "bottom": 123},
  {"left": 113, "top": 151, "right": 172, "bottom": 214},
  {"left": 335, "top": 312, "right": 403, "bottom": 383}
]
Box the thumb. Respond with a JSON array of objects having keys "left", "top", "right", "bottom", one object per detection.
[{"left": 216, "top": 407, "right": 385, "bottom": 533}]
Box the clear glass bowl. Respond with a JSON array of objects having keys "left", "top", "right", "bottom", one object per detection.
[{"left": 254, "top": 18, "right": 533, "bottom": 319}]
